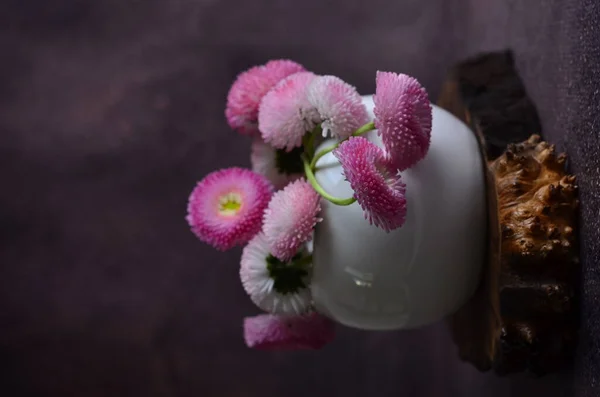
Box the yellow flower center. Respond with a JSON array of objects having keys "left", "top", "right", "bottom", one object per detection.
[{"left": 218, "top": 192, "right": 242, "bottom": 216}]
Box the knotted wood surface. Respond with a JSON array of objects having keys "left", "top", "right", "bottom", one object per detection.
[{"left": 440, "top": 52, "right": 580, "bottom": 375}]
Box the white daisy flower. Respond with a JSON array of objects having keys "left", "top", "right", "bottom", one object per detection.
[
  {"left": 240, "top": 232, "right": 312, "bottom": 315},
  {"left": 306, "top": 75, "right": 369, "bottom": 140},
  {"left": 250, "top": 139, "right": 304, "bottom": 190}
]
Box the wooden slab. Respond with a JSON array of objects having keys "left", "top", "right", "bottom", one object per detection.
[{"left": 438, "top": 51, "right": 579, "bottom": 376}]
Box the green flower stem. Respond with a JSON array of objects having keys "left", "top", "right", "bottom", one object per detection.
[
  {"left": 310, "top": 143, "right": 337, "bottom": 170},
  {"left": 309, "top": 121, "right": 376, "bottom": 170},
  {"left": 292, "top": 254, "right": 313, "bottom": 268},
  {"left": 310, "top": 125, "right": 321, "bottom": 154},
  {"left": 303, "top": 125, "right": 321, "bottom": 160},
  {"left": 302, "top": 155, "right": 356, "bottom": 206},
  {"left": 353, "top": 121, "right": 376, "bottom": 136}
]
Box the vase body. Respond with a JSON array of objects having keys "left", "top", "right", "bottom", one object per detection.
[{"left": 310, "top": 95, "right": 487, "bottom": 330}]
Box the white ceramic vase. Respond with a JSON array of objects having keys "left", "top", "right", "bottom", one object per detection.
[{"left": 310, "top": 95, "right": 487, "bottom": 330}]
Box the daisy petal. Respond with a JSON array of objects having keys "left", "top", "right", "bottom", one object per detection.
[
  {"left": 373, "top": 71, "right": 432, "bottom": 171},
  {"left": 307, "top": 75, "right": 369, "bottom": 139},
  {"left": 243, "top": 313, "right": 335, "bottom": 350},
  {"left": 263, "top": 179, "right": 322, "bottom": 261},
  {"left": 240, "top": 233, "right": 312, "bottom": 315},
  {"left": 186, "top": 168, "right": 273, "bottom": 251},
  {"left": 258, "top": 72, "right": 320, "bottom": 151},
  {"left": 334, "top": 137, "right": 407, "bottom": 232},
  {"left": 250, "top": 139, "right": 304, "bottom": 190},
  {"left": 226, "top": 60, "right": 305, "bottom": 135}
]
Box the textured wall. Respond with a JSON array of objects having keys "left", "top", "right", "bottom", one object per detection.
[{"left": 0, "top": 0, "right": 597, "bottom": 396}]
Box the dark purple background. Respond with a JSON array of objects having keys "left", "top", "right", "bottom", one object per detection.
[{"left": 1, "top": 0, "right": 598, "bottom": 396}]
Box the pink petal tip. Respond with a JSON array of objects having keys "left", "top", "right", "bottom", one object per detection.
[
  {"left": 334, "top": 136, "right": 407, "bottom": 232},
  {"left": 243, "top": 313, "right": 335, "bottom": 350},
  {"left": 373, "top": 71, "right": 432, "bottom": 171},
  {"left": 307, "top": 75, "right": 369, "bottom": 139},
  {"left": 186, "top": 167, "right": 274, "bottom": 251},
  {"left": 263, "top": 179, "right": 322, "bottom": 261},
  {"left": 258, "top": 72, "right": 320, "bottom": 151},
  {"left": 226, "top": 60, "right": 306, "bottom": 135}
]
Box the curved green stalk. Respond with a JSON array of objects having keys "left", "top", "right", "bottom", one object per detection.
[
  {"left": 303, "top": 125, "right": 321, "bottom": 160},
  {"left": 310, "top": 143, "right": 337, "bottom": 169},
  {"left": 302, "top": 155, "right": 356, "bottom": 206},
  {"left": 292, "top": 254, "right": 313, "bottom": 268},
  {"left": 353, "top": 121, "right": 375, "bottom": 136},
  {"left": 309, "top": 121, "right": 376, "bottom": 170}
]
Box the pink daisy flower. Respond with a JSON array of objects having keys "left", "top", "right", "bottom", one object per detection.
[
  {"left": 240, "top": 232, "right": 313, "bottom": 315},
  {"left": 334, "top": 136, "right": 407, "bottom": 232},
  {"left": 373, "top": 71, "right": 432, "bottom": 171},
  {"left": 263, "top": 179, "right": 322, "bottom": 261},
  {"left": 258, "top": 72, "right": 320, "bottom": 151},
  {"left": 243, "top": 313, "right": 335, "bottom": 350},
  {"left": 225, "top": 60, "right": 306, "bottom": 135},
  {"left": 250, "top": 139, "right": 304, "bottom": 190},
  {"left": 186, "top": 167, "right": 273, "bottom": 251},
  {"left": 307, "top": 75, "right": 369, "bottom": 139}
]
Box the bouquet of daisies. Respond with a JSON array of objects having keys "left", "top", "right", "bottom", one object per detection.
[{"left": 186, "top": 60, "right": 432, "bottom": 350}]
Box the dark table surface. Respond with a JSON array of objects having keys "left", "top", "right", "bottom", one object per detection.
[{"left": 1, "top": 0, "right": 598, "bottom": 396}]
